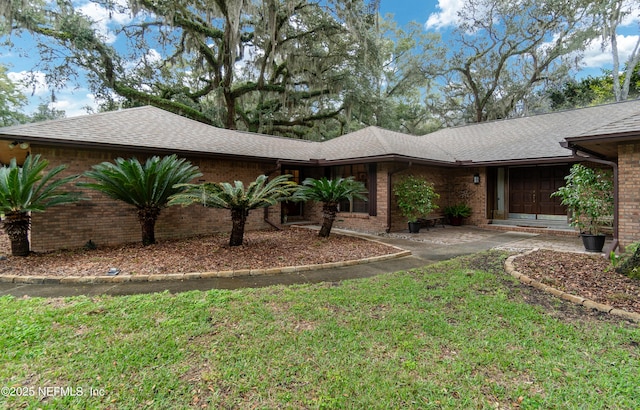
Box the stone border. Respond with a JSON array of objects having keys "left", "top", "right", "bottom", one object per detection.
[
  {"left": 505, "top": 249, "right": 640, "bottom": 323},
  {"left": 0, "top": 235, "right": 411, "bottom": 285}
]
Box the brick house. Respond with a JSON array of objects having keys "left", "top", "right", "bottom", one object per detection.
[{"left": 0, "top": 100, "right": 639, "bottom": 252}]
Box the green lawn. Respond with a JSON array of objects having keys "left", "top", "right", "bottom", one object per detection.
[{"left": 1, "top": 251, "right": 638, "bottom": 409}]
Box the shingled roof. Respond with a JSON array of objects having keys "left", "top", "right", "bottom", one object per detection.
[
  {"left": 1, "top": 100, "right": 640, "bottom": 165},
  {"left": 0, "top": 106, "right": 321, "bottom": 162},
  {"left": 318, "top": 126, "right": 456, "bottom": 164},
  {"left": 420, "top": 99, "right": 640, "bottom": 164}
]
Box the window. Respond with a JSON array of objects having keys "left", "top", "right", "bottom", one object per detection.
[
  {"left": 331, "top": 164, "right": 371, "bottom": 214},
  {"left": 285, "top": 169, "right": 301, "bottom": 184},
  {"left": 282, "top": 168, "right": 303, "bottom": 218}
]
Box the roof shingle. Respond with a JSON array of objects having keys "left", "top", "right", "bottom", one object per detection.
[{"left": 1, "top": 100, "right": 640, "bottom": 165}]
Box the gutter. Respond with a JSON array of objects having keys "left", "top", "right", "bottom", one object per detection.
[{"left": 386, "top": 161, "right": 412, "bottom": 233}]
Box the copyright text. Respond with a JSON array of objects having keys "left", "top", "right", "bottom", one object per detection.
[{"left": 1, "top": 386, "right": 106, "bottom": 398}]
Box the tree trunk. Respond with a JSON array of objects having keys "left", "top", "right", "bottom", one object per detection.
[
  {"left": 223, "top": 21, "right": 237, "bottom": 130},
  {"left": 3, "top": 212, "right": 31, "bottom": 256},
  {"left": 319, "top": 202, "right": 338, "bottom": 238},
  {"left": 138, "top": 207, "right": 161, "bottom": 246},
  {"left": 230, "top": 208, "right": 247, "bottom": 246}
]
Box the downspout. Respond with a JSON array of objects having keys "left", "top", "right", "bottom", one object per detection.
[
  {"left": 386, "top": 161, "right": 412, "bottom": 233},
  {"left": 263, "top": 161, "right": 282, "bottom": 231},
  {"left": 571, "top": 149, "right": 619, "bottom": 253}
]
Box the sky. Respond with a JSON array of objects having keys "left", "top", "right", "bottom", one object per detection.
[{"left": 2, "top": 0, "right": 640, "bottom": 118}]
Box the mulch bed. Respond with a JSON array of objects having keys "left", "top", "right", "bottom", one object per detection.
[
  {"left": 513, "top": 249, "right": 640, "bottom": 314},
  {"left": 0, "top": 228, "right": 399, "bottom": 278}
]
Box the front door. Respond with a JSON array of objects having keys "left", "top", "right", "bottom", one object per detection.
[{"left": 509, "top": 166, "right": 568, "bottom": 217}]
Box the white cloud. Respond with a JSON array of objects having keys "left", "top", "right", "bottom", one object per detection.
[
  {"left": 7, "top": 70, "right": 49, "bottom": 96},
  {"left": 582, "top": 34, "right": 640, "bottom": 69},
  {"left": 619, "top": 0, "right": 640, "bottom": 27},
  {"left": 49, "top": 91, "right": 98, "bottom": 117},
  {"left": 8, "top": 70, "right": 98, "bottom": 117},
  {"left": 425, "top": 0, "right": 465, "bottom": 30},
  {"left": 145, "top": 48, "right": 162, "bottom": 64},
  {"left": 76, "top": 0, "right": 133, "bottom": 44}
]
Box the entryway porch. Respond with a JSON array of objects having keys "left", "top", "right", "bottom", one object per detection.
[{"left": 481, "top": 215, "right": 577, "bottom": 236}]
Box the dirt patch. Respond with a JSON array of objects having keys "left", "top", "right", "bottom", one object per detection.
[{"left": 0, "top": 227, "right": 399, "bottom": 278}]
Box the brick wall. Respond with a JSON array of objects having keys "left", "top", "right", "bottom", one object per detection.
[
  {"left": 301, "top": 163, "right": 391, "bottom": 234},
  {"left": 388, "top": 165, "right": 488, "bottom": 231},
  {"left": 332, "top": 163, "right": 389, "bottom": 233},
  {"left": 618, "top": 143, "right": 640, "bottom": 246},
  {"left": 389, "top": 165, "right": 452, "bottom": 231},
  {"left": 29, "top": 145, "right": 281, "bottom": 252},
  {"left": 448, "top": 167, "right": 488, "bottom": 226},
  {"left": 26, "top": 145, "right": 495, "bottom": 250},
  {"left": 302, "top": 163, "right": 490, "bottom": 234}
]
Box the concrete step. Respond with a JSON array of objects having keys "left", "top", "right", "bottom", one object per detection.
[
  {"left": 490, "top": 218, "right": 572, "bottom": 229},
  {"left": 481, "top": 218, "right": 577, "bottom": 236}
]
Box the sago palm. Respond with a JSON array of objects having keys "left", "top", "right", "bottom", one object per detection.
[
  {"left": 80, "top": 155, "right": 202, "bottom": 246},
  {"left": 0, "top": 155, "right": 81, "bottom": 256},
  {"left": 296, "top": 177, "right": 367, "bottom": 237},
  {"left": 170, "top": 174, "right": 298, "bottom": 246}
]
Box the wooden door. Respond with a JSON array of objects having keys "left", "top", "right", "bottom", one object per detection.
[
  {"left": 509, "top": 167, "right": 537, "bottom": 214},
  {"left": 509, "top": 166, "right": 568, "bottom": 216},
  {"left": 538, "top": 166, "right": 569, "bottom": 215}
]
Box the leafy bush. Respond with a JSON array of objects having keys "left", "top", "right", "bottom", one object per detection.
[
  {"left": 0, "top": 155, "right": 81, "bottom": 256},
  {"left": 613, "top": 242, "right": 640, "bottom": 280},
  {"left": 393, "top": 175, "right": 440, "bottom": 223},
  {"left": 443, "top": 203, "right": 472, "bottom": 218},
  {"left": 551, "top": 164, "right": 613, "bottom": 235},
  {"left": 81, "top": 155, "right": 202, "bottom": 246}
]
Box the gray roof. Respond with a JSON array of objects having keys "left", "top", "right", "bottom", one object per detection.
[
  {"left": 318, "top": 126, "right": 456, "bottom": 163},
  {"left": 420, "top": 99, "right": 640, "bottom": 163},
  {"left": 0, "top": 106, "right": 321, "bottom": 162},
  {"left": 574, "top": 105, "right": 640, "bottom": 139},
  {"left": 1, "top": 100, "right": 640, "bottom": 165}
]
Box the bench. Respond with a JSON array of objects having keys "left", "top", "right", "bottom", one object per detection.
[{"left": 418, "top": 215, "right": 446, "bottom": 230}]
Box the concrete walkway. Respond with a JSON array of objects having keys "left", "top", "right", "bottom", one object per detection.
[{"left": 0, "top": 226, "right": 592, "bottom": 298}]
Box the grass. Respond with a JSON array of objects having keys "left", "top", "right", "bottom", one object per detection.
[{"left": 0, "top": 251, "right": 638, "bottom": 409}]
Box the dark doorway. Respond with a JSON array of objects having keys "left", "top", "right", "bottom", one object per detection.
[{"left": 509, "top": 166, "right": 569, "bottom": 217}]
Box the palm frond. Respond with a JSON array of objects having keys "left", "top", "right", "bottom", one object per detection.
[
  {"left": 0, "top": 155, "right": 81, "bottom": 214},
  {"left": 298, "top": 177, "right": 368, "bottom": 203},
  {"left": 80, "top": 155, "right": 202, "bottom": 209},
  {"left": 169, "top": 174, "right": 298, "bottom": 211}
]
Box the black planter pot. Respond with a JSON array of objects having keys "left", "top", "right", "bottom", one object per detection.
[
  {"left": 581, "top": 234, "right": 606, "bottom": 253},
  {"left": 408, "top": 222, "right": 421, "bottom": 233}
]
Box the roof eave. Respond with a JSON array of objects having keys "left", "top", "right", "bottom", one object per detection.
[
  {"left": 15, "top": 136, "right": 283, "bottom": 164},
  {"left": 459, "top": 156, "right": 578, "bottom": 167},
  {"left": 565, "top": 130, "right": 640, "bottom": 144},
  {"left": 313, "top": 154, "right": 458, "bottom": 167}
]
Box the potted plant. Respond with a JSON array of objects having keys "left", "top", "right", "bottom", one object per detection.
[
  {"left": 393, "top": 175, "right": 440, "bottom": 233},
  {"left": 551, "top": 164, "right": 613, "bottom": 252},
  {"left": 443, "top": 203, "right": 472, "bottom": 226}
]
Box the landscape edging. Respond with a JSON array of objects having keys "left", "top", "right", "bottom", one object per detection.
[
  {"left": 505, "top": 249, "right": 640, "bottom": 324},
  {"left": 0, "top": 246, "right": 411, "bottom": 285}
]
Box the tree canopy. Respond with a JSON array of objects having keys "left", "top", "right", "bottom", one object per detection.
[
  {"left": 1, "top": 0, "right": 636, "bottom": 133},
  {"left": 0, "top": 64, "right": 28, "bottom": 126},
  {"left": 1, "top": 0, "right": 387, "bottom": 139},
  {"left": 590, "top": 0, "right": 640, "bottom": 102},
  {"left": 422, "top": 0, "right": 599, "bottom": 125},
  {"left": 547, "top": 61, "right": 640, "bottom": 110}
]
